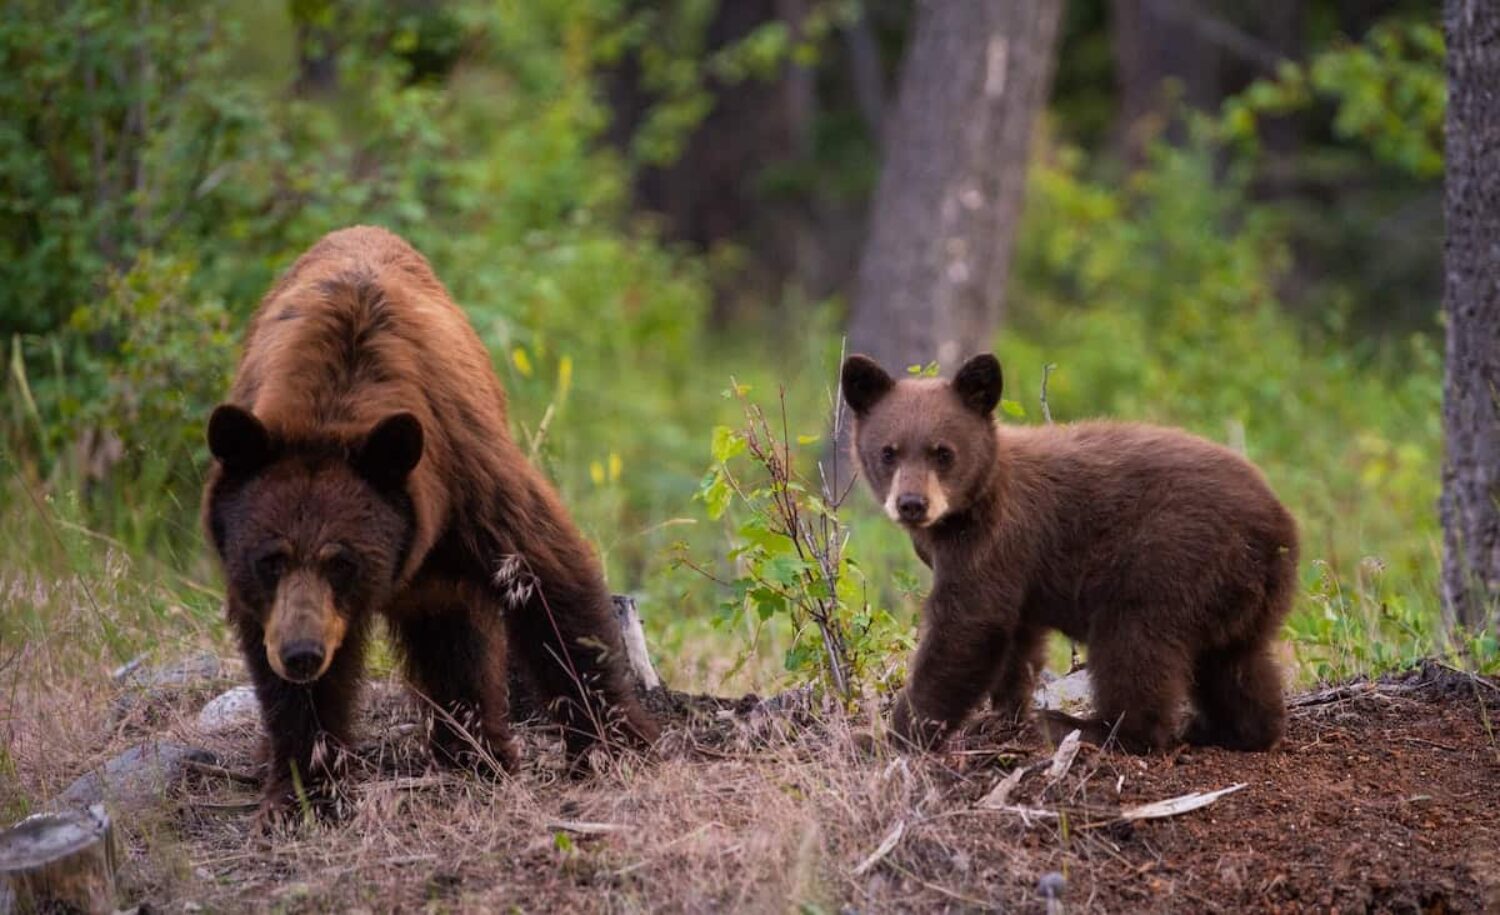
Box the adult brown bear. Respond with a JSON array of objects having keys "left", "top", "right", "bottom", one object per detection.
[
  {"left": 203, "top": 226, "right": 658, "bottom": 815},
  {"left": 842, "top": 353, "right": 1298, "bottom": 753}
]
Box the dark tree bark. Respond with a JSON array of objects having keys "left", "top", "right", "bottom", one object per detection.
[
  {"left": 843, "top": 0, "right": 1063, "bottom": 388},
  {"left": 1110, "top": 0, "right": 1224, "bottom": 161},
  {"left": 290, "top": 0, "right": 339, "bottom": 97},
  {"left": 1441, "top": 0, "right": 1500, "bottom": 635},
  {"left": 843, "top": 8, "right": 887, "bottom": 137}
]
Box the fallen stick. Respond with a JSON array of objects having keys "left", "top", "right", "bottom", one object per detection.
[{"left": 852, "top": 819, "right": 905, "bottom": 876}]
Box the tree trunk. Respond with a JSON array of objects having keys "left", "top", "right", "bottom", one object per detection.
[
  {"left": 839, "top": 0, "right": 1062, "bottom": 449},
  {"left": 1441, "top": 0, "right": 1500, "bottom": 635}
]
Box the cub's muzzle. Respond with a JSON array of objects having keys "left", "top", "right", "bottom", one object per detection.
[
  {"left": 264, "top": 571, "right": 345, "bottom": 684},
  {"left": 896, "top": 494, "right": 929, "bottom": 523},
  {"left": 883, "top": 468, "right": 951, "bottom": 528}
]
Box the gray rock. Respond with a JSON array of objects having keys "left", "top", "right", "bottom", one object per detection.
[
  {"left": 110, "top": 652, "right": 237, "bottom": 728},
  {"left": 56, "top": 741, "right": 217, "bottom": 812},
  {"left": 196, "top": 686, "right": 260, "bottom": 735},
  {"left": 116, "top": 651, "right": 227, "bottom": 690},
  {"left": 1034, "top": 669, "right": 1093, "bottom": 713}
]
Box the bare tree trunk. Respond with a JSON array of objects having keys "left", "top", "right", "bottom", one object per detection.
[
  {"left": 1441, "top": 0, "right": 1500, "bottom": 635},
  {"left": 841, "top": 0, "right": 1062, "bottom": 407}
]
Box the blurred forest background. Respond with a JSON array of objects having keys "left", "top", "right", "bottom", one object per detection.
[{"left": 0, "top": 0, "right": 1473, "bottom": 700}]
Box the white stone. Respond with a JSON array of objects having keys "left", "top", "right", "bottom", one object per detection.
[{"left": 196, "top": 686, "right": 260, "bottom": 735}]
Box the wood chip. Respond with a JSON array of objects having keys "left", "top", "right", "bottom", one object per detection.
[
  {"left": 1117, "top": 783, "right": 1246, "bottom": 822},
  {"left": 853, "top": 819, "right": 905, "bottom": 876},
  {"left": 1046, "top": 729, "right": 1083, "bottom": 782},
  {"left": 978, "top": 765, "right": 1033, "bottom": 809}
]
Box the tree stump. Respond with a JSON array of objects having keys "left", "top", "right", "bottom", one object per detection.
[
  {"left": 0, "top": 804, "right": 117, "bottom": 914},
  {"left": 509, "top": 595, "right": 664, "bottom": 721},
  {"left": 612, "top": 595, "right": 662, "bottom": 691}
]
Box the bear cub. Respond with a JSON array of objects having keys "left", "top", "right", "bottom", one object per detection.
[
  {"left": 204, "top": 227, "right": 658, "bottom": 817},
  {"left": 842, "top": 353, "right": 1298, "bottom": 752}
]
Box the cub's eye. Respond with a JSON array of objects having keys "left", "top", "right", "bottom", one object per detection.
[
  {"left": 254, "top": 552, "right": 287, "bottom": 587},
  {"left": 880, "top": 445, "right": 898, "bottom": 466},
  {"left": 932, "top": 446, "right": 955, "bottom": 469},
  {"left": 324, "top": 553, "right": 359, "bottom": 590}
]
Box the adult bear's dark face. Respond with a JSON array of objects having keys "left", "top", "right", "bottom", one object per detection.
[
  {"left": 841, "top": 353, "right": 1002, "bottom": 529},
  {"left": 206, "top": 406, "right": 422, "bottom": 683}
]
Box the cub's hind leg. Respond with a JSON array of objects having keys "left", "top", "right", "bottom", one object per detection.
[
  {"left": 1186, "top": 640, "right": 1285, "bottom": 751},
  {"left": 1187, "top": 554, "right": 1292, "bottom": 751},
  {"left": 1086, "top": 611, "right": 1193, "bottom": 752}
]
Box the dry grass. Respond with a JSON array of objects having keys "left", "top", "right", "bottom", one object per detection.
[
  {"left": 4, "top": 657, "right": 1111, "bottom": 913},
  {"left": 7, "top": 622, "right": 1497, "bottom": 913}
]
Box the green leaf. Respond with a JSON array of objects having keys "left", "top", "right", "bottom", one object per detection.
[
  {"left": 698, "top": 470, "right": 733, "bottom": 520},
  {"left": 711, "top": 425, "right": 747, "bottom": 463},
  {"left": 1001, "top": 399, "right": 1027, "bottom": 418},
  {"left": 761, "top": 555, "right": 807, "bottom": 587},
  {"left": 750, "top": 585, "right": 786, "bottom": 621}
]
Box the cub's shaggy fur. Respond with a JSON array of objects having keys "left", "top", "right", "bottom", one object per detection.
[{"left": 843, "top": 353, "right": 1298, "bottom": 752}]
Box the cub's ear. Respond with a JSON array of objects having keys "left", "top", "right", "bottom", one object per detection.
[
  {"left": 207, "top": 405, "right": 273, "bottom": 475},
  {"left": 354, "top": 412, "right": 424, "bottom": 488},
  {"left": 952, "top": 354, "right": 1003, "bottom": 415},
  {"left": 841, "top": 354, "right": 895, "bottom": 416}
]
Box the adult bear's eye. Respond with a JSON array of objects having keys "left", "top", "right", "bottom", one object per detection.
[
  {"left": 254, "top": 551, "right": 287, "bottom": 587},
  {"left": 880, "top": 445, "right": 897, "bottom": 466},
  {"left": 932, "top": 445, "right": 955, "bottom": 469},
  {"left": 324, "top": 552, "right": 359, "bottom": 590}
]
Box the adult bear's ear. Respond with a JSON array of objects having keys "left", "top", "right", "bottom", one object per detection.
[
  {"left": 841, "top": 354, "right": 895, "bottom": 416},
  {"left": 207, "top": 405, "right": 273, "bottom": 475},
  {"left": 354, "top": 412, "right": 424, "bottom": 488},
  {"left": 952, "top": 354, "right": 1003, "bottom": 415}
]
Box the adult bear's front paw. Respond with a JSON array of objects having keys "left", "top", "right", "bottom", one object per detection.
[
  {"left": 254, "top": 768, "right": 350, "bottom": 830},
  {"left": 889, "top": 690, "right": 947, "bottom": 751}
]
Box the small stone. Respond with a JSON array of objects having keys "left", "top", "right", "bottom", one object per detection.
[
  {"left": 197, "top": 686, "right": 260, "bottom": 735},
  {"left": 1038, "top": 871, "right": 1066, "bottom": 900}
]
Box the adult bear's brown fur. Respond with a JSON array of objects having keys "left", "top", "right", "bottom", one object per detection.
[
  {"left": 842, "top": 353, "right": 1298, "bottom": 753},
  {"left": 204, "top": 226, "right": 657, "bottom": 814}
]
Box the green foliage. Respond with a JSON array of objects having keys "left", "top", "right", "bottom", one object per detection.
[
  {"left": 683, "top": 384, "right": 911, "bottom": 696},
  {"left": 0, "top": 2, "right": 257, "bottom": 334},
  {"left": 1223, "top": 19, "right": 1444, "bottom": 179},
  {"left": 616, "top": 0, "right": 859, "bottom": 167}
]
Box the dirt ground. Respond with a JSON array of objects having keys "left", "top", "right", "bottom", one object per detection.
[{"left": 7, "top": 660, "right": 1498, "bottom": 913}]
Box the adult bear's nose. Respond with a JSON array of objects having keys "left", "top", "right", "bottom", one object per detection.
[
  {"left": 896, "top": 494, "right": 928, "bottom": 523},
  {"left": 280, "top": 640, "right": 327, "bottom": 683}
]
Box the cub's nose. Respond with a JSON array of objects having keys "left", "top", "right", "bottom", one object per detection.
[
  {"left": 280, "top": 640, "right": 327, "bottom": 683},
  {"left": 896, "top": 494, "right": 928, "bottom": 523}
]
